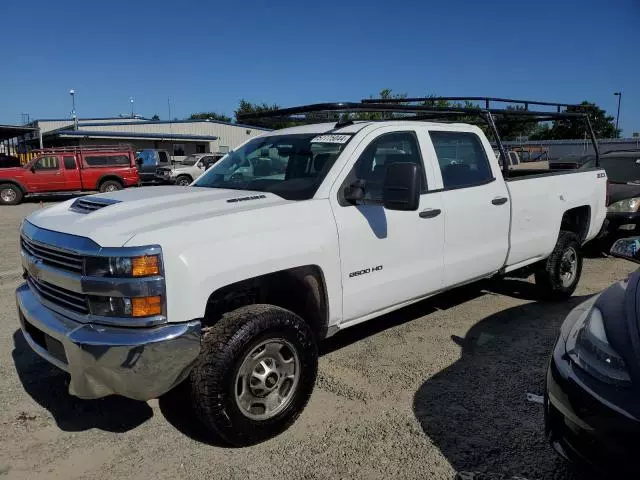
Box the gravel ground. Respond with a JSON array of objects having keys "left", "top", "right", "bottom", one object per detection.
[{"left": 0, "top": 202, "right": 635, "bottom": 480}]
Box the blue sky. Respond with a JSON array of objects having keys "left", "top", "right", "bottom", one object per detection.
[{"left": 2, "top": 0, "right": 639, "bottom": 134}]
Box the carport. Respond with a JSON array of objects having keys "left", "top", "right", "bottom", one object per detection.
[{"left": 0, "top": 124, "right": 40, "bottom": 160}]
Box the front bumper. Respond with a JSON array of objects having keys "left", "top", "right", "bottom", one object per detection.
[
  {"left": 605, "top": 211, "right": 640, "bottom": 233},
  {"left": 545, "top": 320, "right": 640, "bottom": 474},
  {"left": 16, "top": 283, "right": 201, "bottom": 400}
]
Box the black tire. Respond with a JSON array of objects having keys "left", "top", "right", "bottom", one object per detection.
[
  {"left": 0, "top": 183, "right": 23, "bottom": 205},
  {"left": 98, "top": 179, "right": 123, "bottom": 193},
  {"left": 175, "top": 175, "right": 192, "bottom": 187},
  {"left": 189, "top": 304, "right": 317, "bottom": 446},
  {"left": 535, "top": 231, "right": 582, "bottom": 300}
]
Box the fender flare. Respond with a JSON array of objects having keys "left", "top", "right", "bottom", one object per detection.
[{"left": 0, "top": 178, "right": 27, "bottom": 193}]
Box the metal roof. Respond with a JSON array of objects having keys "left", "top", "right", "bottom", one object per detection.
[
  {"left": 0, "top": 124, "right": 38, "bottom": 141},
  {"left": 52, "top": 130, "right": 218, "bottom": 142}
]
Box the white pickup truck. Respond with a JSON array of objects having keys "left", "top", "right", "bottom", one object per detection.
[{"left": 16, "top": 107, "right": 607, "bottom": 445}]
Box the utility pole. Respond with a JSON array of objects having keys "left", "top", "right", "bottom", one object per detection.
[
  {"left": 614, "top": 92, "right": 622, "bottom": 138},
  {"left": 70, "top": 89, "right": 78, "bottom": 130},
  {"left": 130, "top": 97, "right": 135, "bottom": 118}
]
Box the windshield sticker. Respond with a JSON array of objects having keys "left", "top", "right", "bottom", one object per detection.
[{"left": 311, "top": 134, "right": 351, "bottom": 144}]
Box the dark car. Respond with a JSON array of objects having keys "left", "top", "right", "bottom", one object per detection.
[
  {"left": 580, "top": 150, "right": 640, "bottom": 237},
  {"left": 0, "top": 154, "right": 21, "bottom": 168},
  {"left": 135, "top": 149, "right": 172, "bottom": 184},
  {"left": 546, "top": 236, "right": 640, "bottom": 476}
]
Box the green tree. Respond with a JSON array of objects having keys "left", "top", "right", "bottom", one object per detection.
[
  {"left": 151, "top": 114, "right": 160, "bottom": 120},
  {"left": 356, "top": 89, "right": 408, "bottom": 120},
  {"left": 529, "top": 101, "right": 620, "bottom": 140},
  {"left": 189, "top": 112, "right": 232, "bottom": 122},
  {"left": 234, "top": 100, "right": 288, "bottom": 128}
]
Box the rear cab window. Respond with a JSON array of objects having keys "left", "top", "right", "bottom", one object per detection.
[
  {"left": 429, "top": 131, "right": 494, "bottom": 189},
  {"left": 63, "top": 156, "right": 77, "bottom": 170},
  {"left": 83, "top": 154, "right": 131, "bottom": 167}
]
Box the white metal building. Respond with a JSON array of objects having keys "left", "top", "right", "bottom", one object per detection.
[{"left": 22, "top": 116, "right": 270, "bottom": 159}]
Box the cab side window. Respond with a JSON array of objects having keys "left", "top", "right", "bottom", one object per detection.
[
  {"left": 430, "top": 131, "right": 494, "bottom": 189},
  {"left": 34, "top": 156, "right": 59, "bottom": 171},
  {"left": 352, "top": 132, "right": 426, "bottom": 202},
  {"left": 63, "top": 156, "right": 77, "bottom": 169}
]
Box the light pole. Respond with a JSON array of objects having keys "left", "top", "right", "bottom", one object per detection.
[
  {"left": 614, "top": 92, "right": 622, "bottom": 138},
  {"left": 130, "top": 97, "right": 134, "bottom": 118},
  {"left": 69, "top": 89, "right": 78, "bottom": 130}
]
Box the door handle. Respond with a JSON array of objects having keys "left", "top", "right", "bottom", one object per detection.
[
  {"left": 419, "top": 208, "right": 442, "bottom": 219},
  {"left": 491, "top": 196, "right": 508, "bottom": 205},
  {"left": 55, "top": 172, "right": 61, "bottom": 175}
]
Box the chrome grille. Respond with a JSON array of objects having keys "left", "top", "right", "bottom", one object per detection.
[
  {"left": 70, "top": 197, "right": 120, "bottom": 214},
  {"left": 21, "top": 235, "right": 84, "bottom": 274},
  {"left": 26, "top": 274, "right": 89, "bottom": 314}
]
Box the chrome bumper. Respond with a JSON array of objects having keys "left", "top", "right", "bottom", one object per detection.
[{"left": 16, "top": 283, "right": 201, "bottom": 400}]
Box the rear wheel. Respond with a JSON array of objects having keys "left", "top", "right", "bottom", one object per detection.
[
  {"left": 189, "top": 304, "right": 317, "bottom": 446},
  {"left": 99, "top": 180, "right": 123, "bottom": 193},
  {"left": 0, "top": 184, "right": 23, "bottom": 205},
  {"left": 175, "top": 175, "right": 192, "bottom": 186},
  {"left": 535, "top": 231, "right": 582, "bottom": 300}
]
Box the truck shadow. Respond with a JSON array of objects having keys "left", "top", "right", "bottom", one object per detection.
[
  {"left": 157, "top": 279, "right": 542, "bottom": 447},
  {"left": 11, "top": 330, "right": 153, "bottom": 433},
  {"left": 412, "top": 295, "right": 589, "bottom": 479}
]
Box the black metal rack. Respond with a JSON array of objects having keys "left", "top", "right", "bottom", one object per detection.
[{"left": 236, "top": 99, "right": 600, "bottom": 176}]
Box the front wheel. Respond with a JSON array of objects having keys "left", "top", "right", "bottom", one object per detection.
[
  {"left": 0, "top": 183, "right": 23, "bottom": 205},
  {"left": 175, "top": 175, "right": 192, "bottom": 187},
  {"left": 535, "top": 231, "right": 582, "bottom": 300},
  {"left": 189, "top": 305, "right": 317, "bottom": 446}
]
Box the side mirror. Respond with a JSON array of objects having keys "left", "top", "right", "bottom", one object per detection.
[
  {"left": 610, "top": 237, "right": 640, "bottom": 263},
  {"left": 30, "top": 166, "right": 36, "bottom": 173},
  {"left": 383, "top": 163, "right": 421, "bottom": 211},
  {"left": 344, "top": 179, "right": 366, "bottom": 203}
]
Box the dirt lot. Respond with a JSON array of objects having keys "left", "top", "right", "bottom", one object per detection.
[{"left": 0, "top": 202, "right": 634, "bottom": 480}]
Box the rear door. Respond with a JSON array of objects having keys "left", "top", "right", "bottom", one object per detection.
[
  {"left": 62, "top": 155, "right": 82, "bottom": 190},
  {"left": 426, "top": 129, "right": 510, "bottom": 287},
  {"left": 27, "top": 155, "right": 65, "bottom": 192},
  {"left": 330, "top": 127, "right": 445, "bottom": 322}
]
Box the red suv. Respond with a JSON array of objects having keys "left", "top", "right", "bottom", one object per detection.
[{"left": 0, "top": 145, "right": 139, "bottom": 205}]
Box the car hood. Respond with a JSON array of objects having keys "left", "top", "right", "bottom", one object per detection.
[
  {"left": 0, "top": 167, "right": 26, "bottom": 176},
  {"left": 25, "top": 186, "right": 290, "bottom": 246},
  {"left": 609, "top": 182, "right": 640, "bottom": 204}
]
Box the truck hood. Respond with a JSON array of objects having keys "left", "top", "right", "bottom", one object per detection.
[{"left": 26, "top": 186, "right": 289, "bottom": 247}]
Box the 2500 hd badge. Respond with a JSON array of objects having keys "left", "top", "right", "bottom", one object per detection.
[{"left": 349, "top": 265, "right": 383, "bottom": 278}]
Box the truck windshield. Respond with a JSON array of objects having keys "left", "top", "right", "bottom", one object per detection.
[{"left": 193, "top": 133, "right": 351, "bottom": 200}]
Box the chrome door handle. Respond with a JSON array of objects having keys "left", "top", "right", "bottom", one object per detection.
[
  {"left": 419, "top": 208, "right": 441, "bottom": 219},
  {"left": 492, "top": 196, "right": 508, "bottom": 205}
]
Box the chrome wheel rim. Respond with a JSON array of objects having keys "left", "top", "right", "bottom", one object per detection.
[
  {"left": 1, "top": 188, "right": 16, "bottom": 203},
  {"left": 105, "top": 184, "right": 118, "bottom": 192},
  {"left": 178, "top": 178, "right": 190, "bottom": 186},
  {"left": 234, "top": 338, "right": 300, "bottom": 421},
  {"left": 559, "top": 246, "right": 578, "bottom": 287}
]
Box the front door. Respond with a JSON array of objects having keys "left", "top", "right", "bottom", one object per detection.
[
  {"left": 426, "top": 130, "right": 510, "bottom": 287},
  {"left": 330, "top": 128, "right": 445, "bottom": 323},
  {"left": 28, "top": 155, "right": 65, "bottom": 192}
]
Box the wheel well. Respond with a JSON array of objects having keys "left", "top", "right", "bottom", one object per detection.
[
  {"left": 561, "top": 206, "right": 591, "bottom": 242},
  {"left": 204, "top": 265, "right": 329, "bottom": 339},
  {"left": 176, "top": 174, "right": 193, "bottom": 181},
  {"left": 97, "top": 175, "right": 123, "bottom": 188},
  {"left": 0, "top": 179, "right": 26, "bottom": 193}
]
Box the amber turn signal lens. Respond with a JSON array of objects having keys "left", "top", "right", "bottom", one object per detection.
[
  {"left": 131, "top": 296, "right": 162, "bottom": 317},
  {"left": 131, "top": 255, "right": 160, "bottom": 277}
]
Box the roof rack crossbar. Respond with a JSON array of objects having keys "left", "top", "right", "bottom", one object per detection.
[{"left": 361, "top": 96, "right": 582, "bottom": 112}]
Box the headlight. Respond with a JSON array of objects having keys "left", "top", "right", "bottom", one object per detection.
[
  {"left": 566, "top": 306, "right": 631, "bottom": 386},
  {"left": 85, "top": 255, "right": 160, "bottom": 277},
  {"left": 88, "top": 295, "right": 162, "bottom": 317},
  {"left": 608, "top": 197, "right": 640, "bottom": 213}
]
